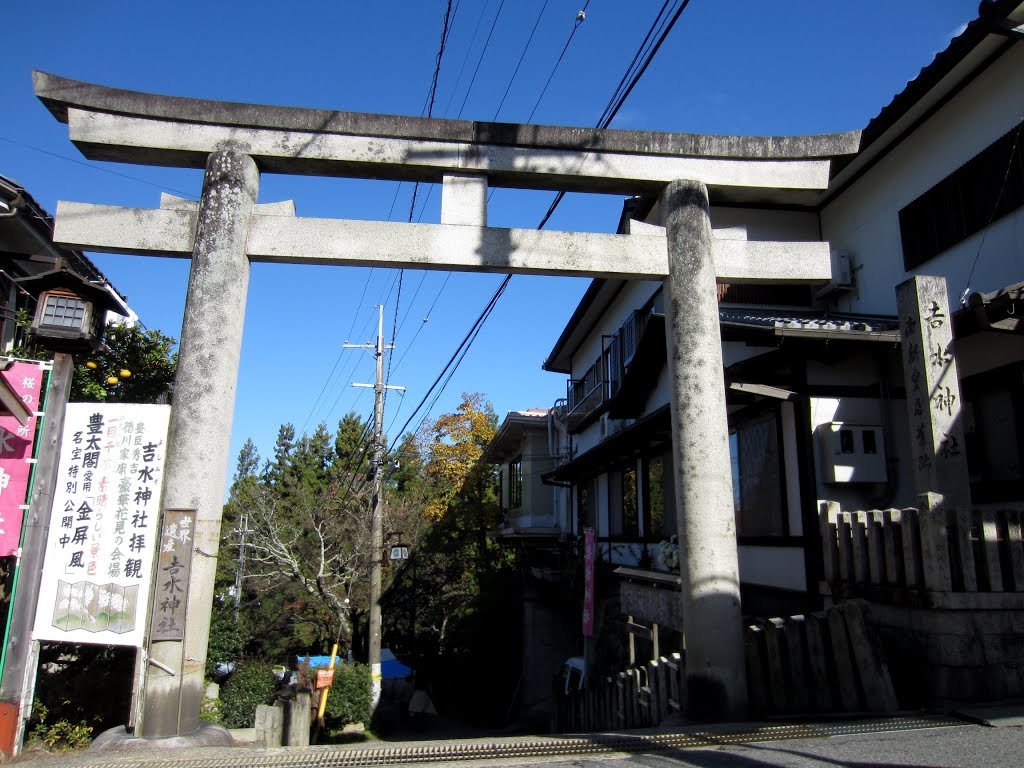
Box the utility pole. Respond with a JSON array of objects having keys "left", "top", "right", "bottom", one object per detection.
[
  {"left": 346, "top": 305, "right": 404, "bottom": 715},
  {"left": 231, "top": 508, "right": 250, "bottom": 619}
]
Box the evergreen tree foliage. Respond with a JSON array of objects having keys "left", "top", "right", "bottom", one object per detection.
[
  {"left": 220, "top": 394, "right": 520, "bottom": 726},
  {"left": 219, "top": 412, "right": 417, "bottom": 658}
]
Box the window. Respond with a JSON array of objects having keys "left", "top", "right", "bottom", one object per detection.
[
  {"left": 509, "top": 458, "right": 523, "bottom": 509},
  {"left": 839, "top": 429, "right": 855, "bottom": 454},
  {"left": 729, "top": 409, "right": 786, "bottom": 538},
  {"left": 862, "top": 429, "right": 878, "bottom": 455},
  {"left": 41, "top": 293, "right": 87, "bottom": 329},
  {"left": 577, "top": 476, "right": 598, "bottom": 532},
  {"left": 964, "top": 366, "right": 1024, "bottom": 503},
  {"left": 899, "top": 119, "right": 1024, "bottom": 270},
  {"left": 609, "top": 453, "right": 674, "bottom": 539},
  {"left": 642, "top": 453, "right": 671, "bottom": 538},
  {"left": 622, "top": 466, "right": 638, "bottom": 536}
]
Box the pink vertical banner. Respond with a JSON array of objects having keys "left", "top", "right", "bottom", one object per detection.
[
  {"left": 0, "top": 361, "right": 44, "bottom": 556},
  {"left": 582, "top": 528, "right": 596, "bottom": 637}
]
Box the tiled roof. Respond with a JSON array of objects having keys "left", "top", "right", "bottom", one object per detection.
[
  {"left": 858, "top": 1, "right": 1022, "bottom": 154},
  {"left": 719, "top": 308, "right": 900, "bottom": 339}
]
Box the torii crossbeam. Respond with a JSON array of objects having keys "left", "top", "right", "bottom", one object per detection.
[{"left": 27, "top": 71, "right": 859, "bottom": 741}]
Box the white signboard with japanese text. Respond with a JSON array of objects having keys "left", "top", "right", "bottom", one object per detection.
[{"left": 33, "top": 403, "right": 171, "bottom": 647}]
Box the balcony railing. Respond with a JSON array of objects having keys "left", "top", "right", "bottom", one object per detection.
[
  {"left": 565, "top": 309, "right": 657, "bottom": 429},
  {"left": 567, "top": 354, "right": 610, "bottom": 421}
]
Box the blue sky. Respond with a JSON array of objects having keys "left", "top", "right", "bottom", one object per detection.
[{"left": 2, "top": 1, "right": 981, "bottom": 470}]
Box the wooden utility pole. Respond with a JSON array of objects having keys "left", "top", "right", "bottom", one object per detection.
[{"left": 347, "top": 305, "right": 403, "bottom": 715}]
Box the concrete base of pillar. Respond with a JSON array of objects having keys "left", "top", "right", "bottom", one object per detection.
[{"left": 89, "top": 722, "right": 233, "bottom": 753}]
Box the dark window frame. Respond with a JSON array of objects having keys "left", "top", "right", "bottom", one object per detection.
[
  {"left": 963, "top": 362, "right": 1024, "bottom": 503},
  {"left": 509, "top": 457, "right": 523, "bottom": 510},
  {"left": 899, "top": 119, "right": 1024, "bottom": 270},
  {"left": 729, "top": 402, "right": 790, "bottom": 540}
]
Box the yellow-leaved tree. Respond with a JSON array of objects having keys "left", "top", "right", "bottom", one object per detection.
[
  {"left": 418, "top": 392, "right": 497, "bottom": 521},
  {"left": 383, "top": 393, "right": 518, "bottom": 725}
]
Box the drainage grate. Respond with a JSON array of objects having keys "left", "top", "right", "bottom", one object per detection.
[
  {"left": 66, "top": 715, "right": 970, "bottom": 768},
  {"left": 809, "top": 714, "right": 969, "bottom": 737}
]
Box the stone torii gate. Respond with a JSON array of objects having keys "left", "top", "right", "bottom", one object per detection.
[{"left": 31, "top": 71, "right": 858, "bottom": 740}]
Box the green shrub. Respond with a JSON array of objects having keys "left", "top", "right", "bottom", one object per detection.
[
  {"left": 28, "top": 701, "right": 93, "bottom": 751},
  {"left": 323, "top": 662, "right": 371, "bottom": 727},
  {"left": 220, "top": 660, "right": 277, "bottom": 728},
  {"left": 200, "top": 694, "right": 223, "bottom": 724},
  {"left": 206, "top": 602, "right": 245, "bottom": 678}
]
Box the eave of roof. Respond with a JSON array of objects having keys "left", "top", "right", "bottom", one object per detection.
[
  {"left": 0, "top": 173, "right": 125, "bottom": 302},
  {"left": 544, "top": 405, "right": 672, "bottom": 483},
  {"left": 481, "top": 410, "right": 549, "bottom": 465},
  {"left": 955, "top": 280, "right": 1024, "bottom": 336},
  {"left": 719, "top": 308, "right": 901, "bottom": 344},
  {"left": 826, "top": 0, "right": 1024, "bottom": 200},
  {"left": 546, "top": 3, "right": 1024, "bottom": 367},
  {"left": 543, "top": 278, "right": 619, "bottom": 374}
]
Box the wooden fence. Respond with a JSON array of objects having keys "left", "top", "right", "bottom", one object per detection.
[
  {"left": 745, "top": 601, "right": 897, "bottom": 717},
  {"left": 553, "top": 600, "right": 899, "bottom": 731},
  {"left": 552, "top": 653, "right": 683, "bottom": 733},
  {"left": 820, "top": 499, "right": 1024, "bottom": 597}
]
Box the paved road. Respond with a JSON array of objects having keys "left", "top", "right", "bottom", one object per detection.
[
  {"left": 11, "top": 715, "right": 1023, "bottom": 768},
  {"left": 540, "top": 725, "right": 1022, "bottom": 768}
]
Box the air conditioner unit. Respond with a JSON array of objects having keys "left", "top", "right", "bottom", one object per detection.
[
  {"left": 815, "top": 250, "right": 854, "bottom": 301},
  {"left": 599, "top": 413, "right": 623, "bottom": 439}
]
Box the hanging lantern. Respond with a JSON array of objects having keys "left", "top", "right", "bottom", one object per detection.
[{"left": 14, "top": 267, "right": 128, "bottom": 352}]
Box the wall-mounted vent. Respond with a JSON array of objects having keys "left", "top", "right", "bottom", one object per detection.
[{"left": 818, "top": 422, "right": 887, "bottom": 483}]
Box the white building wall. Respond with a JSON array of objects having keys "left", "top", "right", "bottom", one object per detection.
[
  {"left": 809, "top": 392, "right": 915, "bottom": 512},
  {"left": 710, "top": 207, "right": 820, "bottom": 243},
  {"left": 738, "top": 546, "right": 807, "bottom": 591},
  {"left": 822, "top": 44, "right": 1024, "bottom": 314},
  {"left": 524, "top": 430, "right": 556, "bottom": 527},
  {"left": 499, "top": 464, "right": 510, "bottom": 510}
]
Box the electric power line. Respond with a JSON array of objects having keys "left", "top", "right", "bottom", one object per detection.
[
  {"left": 525, "top": 0, "right": 592, "bottom": 124},
  {"left": 491, "top": 0, "right": 552, "bottom": 122},
  {"left": 0, "top": 135, "right": 199, "bottom": 200},
  {"left": 455, "top": 0, "right": 508, "bottom": 119},
  {"left": 387, "top": 1, "right": 695, "bottom": 444}
]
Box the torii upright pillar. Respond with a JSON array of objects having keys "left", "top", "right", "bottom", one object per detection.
[
  {"left": 662, "top": 179, "right": 747, "bottom": 720},
  {"left": 141, "top": 151, "right": 258, "bottom": 740}
]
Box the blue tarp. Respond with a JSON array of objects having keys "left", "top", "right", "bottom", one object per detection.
[
  {"left": 296, "top": 655, "right": 342, "bottom": 669},
  {"left": 381, "top": 648, "right": 414, "bottom": 680},
  {"left": 296, "top": 649, "right": 413, "bottom": 679}
]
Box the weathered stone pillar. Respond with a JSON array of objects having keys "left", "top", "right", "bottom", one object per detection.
[
  {"left": 660, "top": 179, "right": 747, "bottom": 720},
  {"left": 895, "top": 275, "right": 970, "bottom": 507},
  {"left": 141, "top": 151, "right": 258, "bottom": 739}
]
